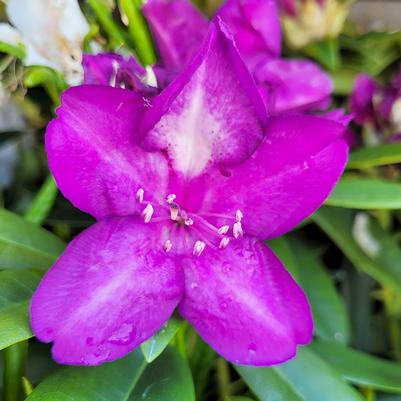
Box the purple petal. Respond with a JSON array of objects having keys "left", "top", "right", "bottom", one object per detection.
[
  {"left": 82, "top": 53, "right": 157, "bottom": 94},
  {"left": 218, "top": 0, "right": 281, "bottom": 70},
  {"left": 142, "top": 0, "right": 208, "bottom": 71},
  {"left": 349, "top": 74, "right": 377, "bottom": 125},
  {"left": 179, "top": 237, "right": 313, "bottom": 366},
  {"left": 46, "top": 85, "right": 170, "bottom": 219},
  {"left": 321, "top": 108, "right": 356, "bottom": 148},
  {"left": 31, "top": 217, "right": 183, "bottom": 365},
  {"left": 140, "top": 18, "right": 267, "bottom": 179},
  {"left": 255, "top": 59, "right": 333, "bottom": 114},
  {"left": 187, "top": 115, "right": 348, "bottom": 239},
  {"left": 83, "top": 53, "right": 125, "bottom": 85}
]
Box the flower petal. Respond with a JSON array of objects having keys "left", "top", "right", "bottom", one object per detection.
[
  {"left": 349, "top": 74, "right": 377, "bottom": 125},
  {"left": 31, "top": 217, "right": 184, "bottom": 365},
  {"left": 140, "top": 18, "right": 267, "bottom": 179},
  {"left": 218, "top": 0, "right": 281, "bottom": 70},
  {"left": 46, "top": 85, "right": 169, "bottom": 219},
  {"left": 142, "top": 0, "right": 208, "bottom": 71},
  {"left": 255, "top": 59, "right": 333, "bottom": 114},
  {"left": 189, "top": 115, "right": 348, "bottom": 239},
  {"left": 179, "top": 237, "right": 313, "bottom": 366}
]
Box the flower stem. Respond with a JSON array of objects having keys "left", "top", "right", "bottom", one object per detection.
[
  {"left": 118, "top": 0, "right": 156, "bottom": 65},
  {"left": 87, "top": 0, "right": 126, "bottom": 49},
  {"left": 3, "top": 342, "right": 28, "bottom": 401}
]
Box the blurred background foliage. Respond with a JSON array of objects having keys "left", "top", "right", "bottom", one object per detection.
[{"left": 0, "top": 0, "right": 400, "bottom": 401}]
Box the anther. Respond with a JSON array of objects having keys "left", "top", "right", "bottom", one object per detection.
[
  {"left": 185, "top": 218, "right": 194, "bottom": 226},
  {"left": 193, "top": 241, "right": 206, "bottom": 257},
  {"left": 164, "top": 240, "right": 173, "bottom": 252},
  {"left": 136, "top": 188, "right": 144, "bottom": 203},
  {"left": 233, "top": 222, "right": 243, "bottom": 239},
  {"left": 170, "top": 204, "right": 179, "bottom": 221},
  {"left": 166, "top": 194, "right": 176, "bottom": 204},
  {"left": 236, "top": 210, "right": 243, "bottom": 222},
  {"left": 218, "top": 225, "right": 230, "bottom": 235},
  {"left": 142, "top": 204, "right": 154, "bottom": 223},
  {"left": 219, "top": 237, "right": 230, "bottom": 249}
]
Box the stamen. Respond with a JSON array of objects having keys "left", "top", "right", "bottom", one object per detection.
[
  {"left": 233, "top": 222, "right": 243, "bottom": 239},
  {"left": 109, "top": 60, "right": 119, "bottom": 87},
  {"left": 193, "top": 240, "right": 206, "bottom": 257},
  {"left": 164, "top": 239, "right": 173, "bottom": 252},
  {"left": 236, "top": 210, "right": 244, "bottom": 222},
  {"left": 142, "top": 204, "right": 154, "bottom": 223},
  {"left": 166, "top": 194, "right": 176, "bottom": 204},
  {"left": 170, "top": 204, "right": 179, "bottom": 221},
  {"left": 218, "top": 225, "right": 230, "bottom": 235},
  {"left": 136, "top": 188, "right": 144, "bottom": 203},
  {"left": 219, "top": 237, "right": 230, "bottom": 249},
  {"left": 185, "top": 218, "right": 194, "bottom": 226}
]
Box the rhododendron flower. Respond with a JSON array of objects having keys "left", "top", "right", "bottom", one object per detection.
[
  {"left": 350, "top": 67, "right": 401, "bottom": 138},
  {"left": 31, "top": 20, "right": 348, "bottom": 366},
  {"left": 143, "top": 0, "right": 332, "bottom": 115},
  {"left": 0, "top": 0, "right": 89, "bottom": 85}
]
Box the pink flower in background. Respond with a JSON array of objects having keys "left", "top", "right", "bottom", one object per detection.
[
  {"left": 350, "top": 66, "right": 401, "bottom": 138},
  {"left": 31, "top": 20, "right": 348, "bottom": 366},
  {"left": 143, "top": 0, "right": 333, "bottom": 115}
]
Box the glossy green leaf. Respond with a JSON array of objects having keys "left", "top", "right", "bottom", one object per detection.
[
  {"left": 311, "top": 341, "right": 401, "bottom": 393},
  {"left": 24, "top": 175, "right": 58, "bottom": 226},
  {"left": 26, "top": 350, "right": 147, "bottom": 401},
  {"left": 0, "top": 208, "right": 64, "bottom": 269},
  {"left": 141, "top": 316, "right": 181, "bottom": 363},
  {"left": 0, "top": 269, "right": 42, "bottom": 350},
  {"left": 290, "top": 238, "right": 350, "bottom": 344},
  {"left": 227, "top": 397, "right": 256, "bottom": 401},
  {"left": 237, "top": 348, "right": 364, "bottom": 401},
  {"left": 130, "top": 347, "right": 195, "bottom": 401},
  {"left": 269, "top": 236, "right": 350, "bottom": 344},
  {"left": 347, "top": 142, "right": 401, "bottom": 169},
  {"left": 326, "top": 178, "right": 401, "bottom": 209},
  {"left": 313, "top": 207, "right": 401, "bottom": 292}
]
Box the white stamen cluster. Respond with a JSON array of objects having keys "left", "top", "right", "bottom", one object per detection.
[{"left": 135, "top": 188, "right": 244, "bottom": 257}]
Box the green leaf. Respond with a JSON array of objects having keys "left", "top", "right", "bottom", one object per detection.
[
  {"left": 141, "top": 316, "right": 181, "bottom": 363},
  {"left": 313, "top": 207, "right": 401, "bottom": 292},
  {"left": 0, "top": 269, "right": 42, "bottom": 350},
  {"left": 269, "top": 236, "right": 350, "bottom": 344},
  {"left": 118, "top": 0, "right": 156, "bottom": 65},
  {"left": 326, "top": 178, "right": 401, "bottom": 209},
  {"left": 130, "top": 347, "right": 195, "bottom": 401},
  {"left": 227, "top": 397, "right": 256, "bottom": 401},
  {"left": 347, "top": 142, "right": 401, "bottom": 169},
  {"left": 24, "top": 175, "right": 58, "bottom": 226},
  {"left": 26, "top": 350, "right": 147, "bottom": 401},
  {"left": 311, "top": 341, "right": 401, "bottom": 393},
  {"left": 290, "top": 238, "right": 350, "bottom": 344},
  {"left": 0, "top": 208, "right": 64, "bottom": 270},
  {"left": 236, "top": 348, "right": 364, "bottom": 401}
]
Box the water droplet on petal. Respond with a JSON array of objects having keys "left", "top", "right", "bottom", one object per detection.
[
  {"left": 248, "top": 343, "right": 257, "bottom": 355},
  {"left": 190, "top": 282, "right": 198, "bottom": 289}
]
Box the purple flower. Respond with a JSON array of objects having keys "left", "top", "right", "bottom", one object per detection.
[
  {"left": 31, "top": 20, "right": 348, "bottom": 366},
  {"left": 143, "top": 0, "right": 333, "bottom": 114},
  {"left": 349, "top": 74, "right": 378, "bottom": 125},
  {"left": 350, "top": 67, "right": 401, "bottom": 138},
  {"left": 82, "top": 53, "right": 158, "bottom": 95}
]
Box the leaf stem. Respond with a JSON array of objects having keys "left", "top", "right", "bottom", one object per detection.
[{"left": 3, "top": 342, "right": 28, "bottom": 401}]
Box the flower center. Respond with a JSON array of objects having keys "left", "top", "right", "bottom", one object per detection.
[{"left": 136, "top": 188, "right": 243, "bottom": 257}]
